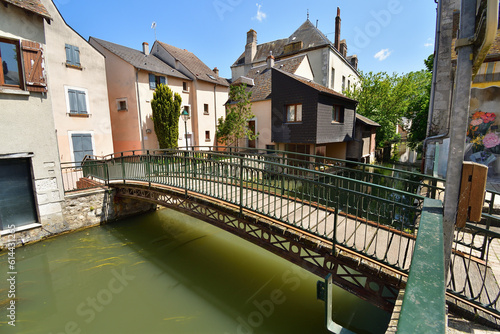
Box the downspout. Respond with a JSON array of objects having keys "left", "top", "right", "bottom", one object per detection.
[
  {"left": 214, "top": 83, "right": 218, "bottom": 149},
  {"left": 422, "top": 0, "right": 452, "bottom": 174},
  {"left": 136, "top": 69, "right": 145, "bottom": 151}
]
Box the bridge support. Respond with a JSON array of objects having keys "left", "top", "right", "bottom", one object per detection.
[{"left": 317, "top": 274, "right": 355, "bottom": 334}]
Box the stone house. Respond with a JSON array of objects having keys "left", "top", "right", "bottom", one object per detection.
[
  {"left": 89, "top": 37, "right": 192, "bottom": 152},
  {"left": 41, "top": 0, "right": 114, "bottom": 163},
  {"left": 151, "top": 41, "right": 230, "bottom": 148},
  {"left": 231, "top": 8, "right": 359, "bottom": 93},
  {"left": 0, "top": 0, "right": 65, "bottom": 234}
]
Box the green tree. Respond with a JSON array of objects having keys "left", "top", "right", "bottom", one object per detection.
[
  {"left": 216, "top": 84, "right": 257, "bottom": 146},
  {"left": 151, "top": 83, "right": 182, "bottom": 149},
  {"left": 344, "top": 59, "right": 432, "bottom": 149}
]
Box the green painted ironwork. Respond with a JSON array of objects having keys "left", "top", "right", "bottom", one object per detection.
[
  {"left": 82, "top": 148, "right": 432, "bottom": 274},
  {"left": 397, "top": 198, "right": 445, "bottom": 334}
]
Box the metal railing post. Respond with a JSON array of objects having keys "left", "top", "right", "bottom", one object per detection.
[
  {"left": 121, "top": 152, "right": 126, "bottom": 184},
  {"left": 146, "top": 150, "right": 151, "bottom": 187},
  {"left": 184, "top": 150, "right": 188, "bottom": 197},
  {"left": 239, "top": 155, "right": 244, "bottom": 216}
]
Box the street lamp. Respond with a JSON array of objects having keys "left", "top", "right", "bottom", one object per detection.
[{"left": 181, "top": 109, "right": 190, "bottom": 151}]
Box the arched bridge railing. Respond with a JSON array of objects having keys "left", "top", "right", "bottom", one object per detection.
[{"left": 81, "top": 148, "right": 439, "bottom": 274}]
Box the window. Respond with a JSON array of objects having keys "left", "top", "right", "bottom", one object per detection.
[
  {"left": 116, "top": 98, "right": 128, "bottom": 111},
  {"left": 204, "top": 103, "right": 209, "bottom": 115},
  {"left": 332, "top": 105, "right": 344, "bottom": 123},
  {"left": 342, "top": 76, "right": 346, "bottom": 91},
  {"left": 330, "top": 68, "right": 335, "bottom": 89},
  {"left": 286, "top": 104, "right": 302, "bottom": 122},
  {"left": 183, "top": 105, "right": 190, "bottom": 117},
  {"left": 149, "top": 73, "right": 166, "bottom": 90},
  {"left": 65, "top": 44, "right": 81, "bottom": 67},
  {"left": 0, "top": 157, "right": 38, "bottom": 230},
  {"left": 66, "top": 88, "right": 88, "bottom": 115},
  {"left": 0, "top": 39, "right": 22, "bottom": 88},
  {"left": 183, "top": 81, "right": 188, "bottom": 92},
  {"left": 347, "top": 80, "right": 351, "bottom": 91},
  {"left": 71, "top": 133, "right": 93, "bottom": 166},
  {"left": 205, "top": 131, "right": 211, "bottom": 141}
]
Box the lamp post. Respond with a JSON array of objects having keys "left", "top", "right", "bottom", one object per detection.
[
  {"left": 181, "top": 109, "right": 190, "bottom": 196},
  {"left": 181, "top": 109, "right": 190, "bottom": 151}
]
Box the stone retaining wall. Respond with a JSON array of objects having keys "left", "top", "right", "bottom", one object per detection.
[{"left": 0, "top": 188, "right": 156, "bottom": 249}]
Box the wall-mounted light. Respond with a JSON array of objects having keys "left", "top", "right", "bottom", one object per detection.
[{"left": 146, "top": 129, "right": 152, "bottom": 134}]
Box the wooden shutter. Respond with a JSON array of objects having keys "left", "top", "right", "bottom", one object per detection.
[
  {"left": 76, "top": 90, "right": 87, "bottom": 113},
  {"left": 74, "top": 46, "right": 81, "bottom": 67},
  {"left": 21, "top": 40, "right": 47, "bottom": 92}
]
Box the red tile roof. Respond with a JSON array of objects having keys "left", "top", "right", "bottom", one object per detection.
[{"left": 2, "top": 0, "right": 51, "bottom": 20}]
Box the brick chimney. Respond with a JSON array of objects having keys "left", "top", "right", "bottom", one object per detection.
[
  {"left": 213, "top": 67, "right": 219, "bottom": 77},
  {"left": 143, "top": 42, "right": 149, "bottom": 55},
  {"left": 340, "top": 40, "right": 347, "bottom": 58},
  {"left": 245, "top": 29, "right": 257, "bottom": 64},
  {"left": 350, "top": 55, "right": 358, "bottom": 70},
  {"left": 335, "top": 7, "right": 341, "bottom": 51},
  {"left": 266, "top": 52, "right": 275, "bottom": 69}
]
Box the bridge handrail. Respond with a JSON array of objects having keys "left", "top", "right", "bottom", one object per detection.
[
  {"left": 83, "top": 146, "right": 444, "bottom": 198},
  {"left": 397, "top": 198, "right": 445, "bottom": 333}
]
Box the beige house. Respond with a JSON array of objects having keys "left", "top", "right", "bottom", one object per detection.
[
  {"left": 151, "top": 41, "right": 229, "bottom": 148},
  {"left": 41, "top": 0, "right": 113, "bottom": 163},
  {"left": 0, "top": 0, "right": 65, "bottom": 236},
  {"left": 89, "top": 37, "right": 191, "bottom": 152},
  {"left": 231, "top": 9, "right": 359, "bottom": 94}
]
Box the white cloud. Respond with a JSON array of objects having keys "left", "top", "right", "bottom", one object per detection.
[
  {"left": 374, "top": 49, "right": 392, "bottom": 61},
  {"left": 253, "top": 3, "right": 267, "bottom": 22},
  {"left": 424, "top": 38, "right": 434, "bottom": 48}
]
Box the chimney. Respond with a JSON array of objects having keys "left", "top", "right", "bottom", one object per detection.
[
  {"left": 340, "top": 39, "right": 347, "bottom": 58},
  {"left": 245, "top": 29, "right": 257, "bottom": 64},
  {"left": 143, "top": 42, "right": 149, "bottom": 55},
  {"left": 350, "top": 55, "right": 358, "bottom": 70},
  {"left": 213, "top": 67, "right": 219, "bottom": 77},
  {"left": 266, "top": 52, "right": 275, "bottom": 69},
  {"left": 335, "top": 7, "right": 341, "bottom": 51}
]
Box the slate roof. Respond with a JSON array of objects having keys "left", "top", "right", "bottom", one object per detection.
[
  {"left": 239, "top": 55, "right": 308, "bottom": 102},
  {"left": 157, "top": 42, "right": 229, "bottom": 86},
  {"left": 2, "top": 0, "right": 51, "bottom": 19},
  {"left": 356, "top": 114, "right": 381, "bottom": 127},
  {"left": 89, "top": 37, "right": 190, "bottom": 80},
  {"left": 274, "top": 67, "right": 357, "bottom": 103},
  {"left": 233, "top": 19, "right": 334, "bottom": 67}
]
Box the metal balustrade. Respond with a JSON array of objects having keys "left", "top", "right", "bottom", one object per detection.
[{"left": 81, "top": 148, "right": 428, "bottom": 274}]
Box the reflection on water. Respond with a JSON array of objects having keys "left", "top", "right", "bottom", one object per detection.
[{"left": 1, "top": 209, "right": 389, "bottom": 333}]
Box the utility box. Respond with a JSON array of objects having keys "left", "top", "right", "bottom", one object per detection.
[{"left": 457, "top": 162, "right": 487, "bottom": 227}]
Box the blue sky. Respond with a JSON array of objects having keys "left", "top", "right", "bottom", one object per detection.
[{"left": 55, "top": 0, "right": 438, "bottom": 79}]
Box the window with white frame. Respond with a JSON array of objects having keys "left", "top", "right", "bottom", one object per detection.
[
  {"left": 182, "top": 105, "right": 190, "bottom": 117},
  {"left": 66, "top": 87, "right": 89, "bottom": 115},
  {"left": 204, "top": 103, "right": 209, "bottom": 115},
  {"left": 286, "top": 104, "right": 302, "bottom": 123}
]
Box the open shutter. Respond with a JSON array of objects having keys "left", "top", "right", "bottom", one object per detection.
[
  {"left": 149, "top": 73, "right": 156, "bottom": 90},
  {"left": 159, "top": 76, "right": 166, "bottom": 86},
  {"left": 74, "top": 46, "right": 81, "bottom": 67},
  {"left": 21, "top": 40, "right": 47, "bottom": 92},
  {"left": 76, "top": 90, "right": 87, "bottom": 113},
  {"left": 65, "top": 44, "right": 73, "bottom": 65},
  {"left": 68, "top": 89, "right": 78, "bottom": 113}
]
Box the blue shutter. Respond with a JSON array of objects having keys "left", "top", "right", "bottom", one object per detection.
[
  {"left": 149, "top": 74, "right": 156, "bottom": 89},
  {"left": 68, "top": 89, "right": 78, "bottom": 113},
  {"left": 74, "top": 46, "right": 81, "bottom": 67},
  {"left": 72, "top": 134, "right": 93, "bottom": 166},
  {"left": 65, "top": 44, "right": 72, "bottom": 64},
  {"left": 76, "top": 90, "right": 87, "bottom": 114},
  {"left": 159, "top": 76, "right": 166, "bottom": 86}
]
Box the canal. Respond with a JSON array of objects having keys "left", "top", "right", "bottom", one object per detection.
[{"left": 1, "top": 208, "right": 390, "bottom": 334}]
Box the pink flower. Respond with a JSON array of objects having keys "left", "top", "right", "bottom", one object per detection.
[
  {"left": 470, "top": 118, "right": 483, "bottom": 126},
  {"left": 483, "top": 132, "right": 500, "bottom": 148},
  {"left": 481, "top": 112, "right": 496, "bottom": 123}
]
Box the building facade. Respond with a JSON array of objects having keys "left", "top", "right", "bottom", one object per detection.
[
  {"left": 0, "top": 0, "right": 65, "bottom": 235},
  {"left": 41, "top": 0, "right": 114, "bottom": 163}
]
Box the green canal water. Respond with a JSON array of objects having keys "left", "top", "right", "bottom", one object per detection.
[{"left": 1, "top": 209, "right": 390, "bottom": 334}]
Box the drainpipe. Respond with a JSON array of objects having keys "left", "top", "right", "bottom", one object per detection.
[
  {"left": 136, "top": 69, "right": 145, "bottom": 151},
  {"left": 422, "top": 0, "right": 451, "bottom": 175},
  {"left": 214, "top": 83, "right": 218, "bottom": 150}
]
